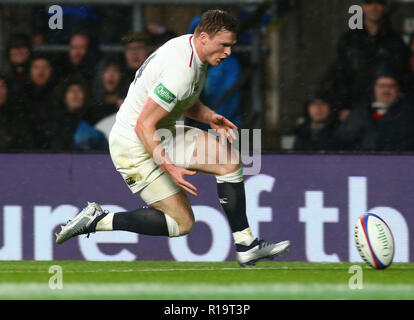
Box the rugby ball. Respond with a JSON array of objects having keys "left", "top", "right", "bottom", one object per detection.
[{"left": 354, "top": 213, "right": 395, "bottom": 269}]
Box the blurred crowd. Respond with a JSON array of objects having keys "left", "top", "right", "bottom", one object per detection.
[
  {"left": 2, "top": 0, "right": 414, "bottom": 153},
  {"left": 0, "top": 27, "right": 177, "bottom": 152},
  {"left": 294, "top": 0, "right": 414, "bottom": 152},
  {"left": 0, "top": 5, "right": 247, "bottom": 152}
]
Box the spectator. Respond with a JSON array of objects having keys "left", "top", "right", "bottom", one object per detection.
[
  {"left": 3, "top": 33, "right": 32, "bottom": 94},
  {"left": 0, "top": 74, "right": 35, "bottom": 150},
  {"left": 20, "top": 55, "right": 56, "bottom": 149},
  {"left": 185, "top": 16, "right": 242, "bottom": 131},
  {"left": 294, "top": 92, "right": 337, "bottom": 151},
  {"left": 87, "top": 58, "right": 124, "bottom": 138},
  {"left": 147, "top": 23, "right": 177, "bottom": 50},
  {"left": 332, "top": 63, "right": 414, "bottom": 152},
  {"left": 121, "top": 32, "right": 151, "bottom": 91},
  {"left": 50, "top": 75, "right": 107, "bottom": 151},
  {"left": 58, "top": 33, "right": 100, "bottom": 83},
  {"left": 322, "top": 0, "right": 409, "bottom": 116},
  {"left": 90, "top": 57, "right": 124, "bottom": 123}
]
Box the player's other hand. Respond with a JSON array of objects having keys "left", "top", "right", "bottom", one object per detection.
[
  {"left": 161, "top": 163, "right": 198, "bottom": 196},
  {"left": 209, "top": 114, "right": 238, "bottom": 144}
]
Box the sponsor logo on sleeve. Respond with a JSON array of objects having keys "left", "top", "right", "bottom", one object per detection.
[{"left": 154, "top": 83, "right": 176, "bottom": 104}]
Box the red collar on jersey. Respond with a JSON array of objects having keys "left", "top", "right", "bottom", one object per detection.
[{"left": 189, "top": 35, "right": 194, "bottom": 68}]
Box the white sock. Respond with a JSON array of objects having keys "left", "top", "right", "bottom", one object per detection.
[
  {"left": 233, "top": 227, "right": 255, "bottom": 246},
  {"left": 96, "top": 213, "right": 114, "bottom": 231},
  {"left": 164, "top": 214, "right": 180, "bottom": 237}
]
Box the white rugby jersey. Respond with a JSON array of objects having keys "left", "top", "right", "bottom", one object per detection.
[{"left": 115, "top": 34, "right": 207, "bottom": 139}]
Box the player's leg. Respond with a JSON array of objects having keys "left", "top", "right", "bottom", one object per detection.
[
  {"left": 56, "top": 174, "right": 193, "bottom": 244},
  {"left": 56, "top": 124, "right": 194, "bottom": 244},
  {"left": 165, "top": 125, "right": 251, "bottom": 244},
  {"left": 187, "top": 128, "right": 290, "bottom": 266},
  {"left": 146, "top": 188, "right": 194, "bottom": 236},
  {"left": 96, "top": 172, "right": 194, "bottom": 236},
  {"left": 188, "top": 129, "right": 253, "bottom": 243}
]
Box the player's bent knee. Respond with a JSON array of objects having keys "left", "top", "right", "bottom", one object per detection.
[
  {"left": 221, "top": 162, "right": 241, "bottom": 176},
  {"left": 178, "top": 215, "right": 195, "bottom": 236},
  {"left": 163, "top": 207, "right": 194, "bottom": 237},
  {"left": 216, "top": 148, "right": 241, "bottom": 176},
  {"left": 216, "top": 162, "right": 242, "bottom": 177},
  {"left": 216, "top": 165, "right": 243, "bottom": 183}
]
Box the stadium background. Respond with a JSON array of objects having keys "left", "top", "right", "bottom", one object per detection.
[
  {"left": 0, "top": 153, "right": 412, "bottom": 263},
  {"left": 2, "top": 0, "right": 414, "bottom": 148},
  {"left": 0, "top": 1, "right": 413, "bottom": 264},
  {"left": 1, "top": 0, "right": 414, "bottom": 301}
]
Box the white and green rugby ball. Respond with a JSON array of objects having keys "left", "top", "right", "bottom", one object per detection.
[{"left": 354, "top": 213, "right": 395, "bottom": 269}]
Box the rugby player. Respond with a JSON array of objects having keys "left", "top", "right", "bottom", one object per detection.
[{"left": 56, "top": 10, "right": 290, "bottom": 267}]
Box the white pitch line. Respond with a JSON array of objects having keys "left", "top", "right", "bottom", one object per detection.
[
  {"left": 0, "top": 266, "right": 358, "bottom": 273},
  {"left": 0, "top": 282, "right": 413, "bottom": 299}
]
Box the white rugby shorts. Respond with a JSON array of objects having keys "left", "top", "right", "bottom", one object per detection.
[{"left": 109, "top": 122, "right": 200, "bottom": 204}]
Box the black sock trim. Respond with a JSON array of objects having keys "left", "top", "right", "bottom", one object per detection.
[
  {"left": 235, "top": 238, "right": 259, "bottom": 252},
  {"left": 89, "top": 211, "right": 109, "bottom": 232}
]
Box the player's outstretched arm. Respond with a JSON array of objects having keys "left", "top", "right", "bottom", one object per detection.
[
  {"left": 184, "top": 100, "right": 216, "bottom": 124},
  {"left": 135, "top": 97, "right": 198, "bottom": 196},
  {"left": 185, "top": 100, "right": 238, "bottom": 143}
]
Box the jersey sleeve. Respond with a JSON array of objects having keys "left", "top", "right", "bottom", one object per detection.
[{"left": 149, "top": 65, "right": 192, "bottom": 113}]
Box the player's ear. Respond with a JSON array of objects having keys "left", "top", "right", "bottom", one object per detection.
[{"left": 199, "top": 32, "right": 209, "bottom": 44}]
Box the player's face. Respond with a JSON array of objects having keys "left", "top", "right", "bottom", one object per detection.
[{"left": 202, "top": 30, "right": 237, "bottom": 66}]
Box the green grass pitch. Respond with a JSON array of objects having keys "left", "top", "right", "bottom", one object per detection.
[{"left": 0, "top": 261, "right": 413, "bottom": 300}]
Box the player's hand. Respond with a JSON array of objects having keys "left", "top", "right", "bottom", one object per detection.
[
  {"left": 209, "top": 113, "right": 238, "bottom": 144},
  {"left": 162, "top": 163, "right": 198, "bottom": 196}
]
